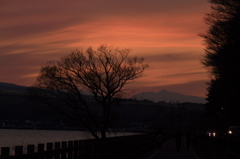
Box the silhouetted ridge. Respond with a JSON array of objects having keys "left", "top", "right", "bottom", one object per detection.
[
  {"left": 133, "top": 89, "right": 206, "bottom": 103},
  {"left": 0, "top": 82, "right": 27, "bottom": 92}
]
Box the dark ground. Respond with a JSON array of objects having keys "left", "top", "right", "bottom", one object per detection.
[{"left": 140, "top": 137, "right": 201, "bottom": 159}]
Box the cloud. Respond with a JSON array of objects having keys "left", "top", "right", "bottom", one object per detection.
[
  {"left": 20, "top": 73, "right": 39, "bottom": 78},
  {"left": 0, "top": 0, "right": 210, "bottom": 97},
  {"left": 145, "top": 52, "right": 201, "bottom": 63},
  {"left": 0, "top": 40, "right": 75, "bottom": 55},
  {"left": 159, "top": 72, "right": 206, "bottom": 78},
  {"left": 1, "top": 0, "right": 209, "bottom": 39}
]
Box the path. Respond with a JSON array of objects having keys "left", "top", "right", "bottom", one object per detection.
[{"left": 140, "top": 137, "right": 200, "bottom": 159}]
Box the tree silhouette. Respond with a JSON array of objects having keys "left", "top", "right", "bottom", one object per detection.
[
  {"left": 30, "top": 45, "right": 148, "bottom": 138},
  {"left": 200, "top": 0, "right": 240, "bottom": 127}
]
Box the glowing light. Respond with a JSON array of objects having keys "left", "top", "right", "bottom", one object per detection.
[
  {"left": 207, "top": 132, "right": 211, "bottom": 136},
  {"left": 213, "top": 132, "right": 216, "bottom": 137}
]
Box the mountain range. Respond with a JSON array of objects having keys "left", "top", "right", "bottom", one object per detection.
[
  {"left": 0, "top": 82, "right": 28, "bottom": 93},
  {"left": 0, "top": 82, "right": 206, "bottom": 103},
  {"left": 133, "top": 90, "right": 206, "bottom": 104}
]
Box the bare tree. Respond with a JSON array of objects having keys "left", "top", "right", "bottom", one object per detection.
[{"left": 30, "top": 45, "right": 148, "bottom": 138}]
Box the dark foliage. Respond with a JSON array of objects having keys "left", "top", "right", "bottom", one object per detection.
[
  {"left": 201, "top": 0, "right": 240, "bottom": 127},
  {"left": 0, "top": 91, "right": 204, "bottom": 133}
]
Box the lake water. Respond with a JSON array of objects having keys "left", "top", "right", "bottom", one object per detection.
[{"left": 0, "top": 129, "right": 137, "bottom": 151}]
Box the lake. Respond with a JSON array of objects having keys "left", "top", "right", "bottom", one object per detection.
[{"left": 0, "top": 129, "right": 137, "bottom": 149}]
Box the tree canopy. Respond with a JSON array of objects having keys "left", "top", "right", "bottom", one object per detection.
[{"left": 201, "top": 0, "right": 240, "bottom": 127}]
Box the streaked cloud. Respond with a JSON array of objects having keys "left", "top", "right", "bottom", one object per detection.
[
  {"left": 160, "top": 72, "right": 206, "bottom": 78},
  {"left": 145, "top": 52, "right": 201, "bottom": 63},
  {"left": 0, "top": 0, "right": 210, "bottom": 97},
  {"left": 21, "top": 73, "right": 39, "bottom": 78}
]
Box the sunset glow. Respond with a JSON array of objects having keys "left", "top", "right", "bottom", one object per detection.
[{"left": 0, "top": 0, "right": 210, "bottom": 97}]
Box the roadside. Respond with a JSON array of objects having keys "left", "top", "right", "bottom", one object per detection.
[{"left": 140, "top": 137, "right": 200, "bottom": 159}]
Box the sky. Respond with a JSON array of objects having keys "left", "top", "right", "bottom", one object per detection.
[{"left": 0, "top": 0, "right": 211, "bottom": 97}]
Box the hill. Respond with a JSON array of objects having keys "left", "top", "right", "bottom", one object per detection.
[
  {"left": 0, "top": 82, "right": 204, "bottom": 130},
  {"left": 0, "top": 82, "right": 28, "bottom": 93},
  {"left": 133, "top": 89, "right": 206, "bottom": 104}
]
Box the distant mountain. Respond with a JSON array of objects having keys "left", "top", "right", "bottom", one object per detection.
[
  {"left": 0, "top": 82, "right": 28, "bottom": 93},
  {"left": 0, "top": 82, "right": 206, "bottom": 103},
  {"left": 0, "top": 82, "right": 93, "bottom": 95},
  {"left": 133, "top": 89, "right": 206, "bottom": 104}
]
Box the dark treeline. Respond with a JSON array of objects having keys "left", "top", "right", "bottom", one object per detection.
[
  {"left": 0, "top": 91, "right": 204, "bottom": 132},
  {"left": 200, "top": 0, "right": 240, "bottom": 131}
]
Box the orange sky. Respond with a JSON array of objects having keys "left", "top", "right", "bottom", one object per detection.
[{"left": 0, "top": 0, "right": 210, "bottom": 97}]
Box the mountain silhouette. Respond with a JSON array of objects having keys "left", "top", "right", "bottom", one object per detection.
[
  {"left": 0, "top": 82, "right": 206, "bottom": 103},
  {"left": 0, "top": 82, "right": 94, "bottom": 96},
  {"left": 0, "top": 82, "right": 28, "bottom": 93},
  {"left": 133, "top": 89, "right": 206, "bottom": 103}
]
